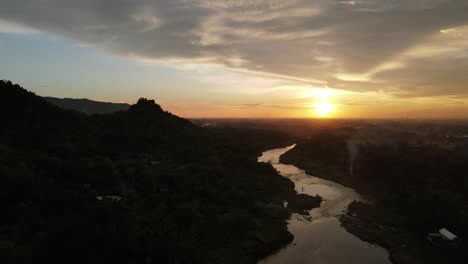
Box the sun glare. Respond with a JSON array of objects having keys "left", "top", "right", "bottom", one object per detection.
[{"left": 313, "top": 99, "right": 334, "bottom": 117}]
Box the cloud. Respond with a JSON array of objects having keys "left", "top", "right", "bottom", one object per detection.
[
  {"left": 0, "top": 19, "right": 37, "bottom": 34},
  {"left": 1, "top": 0, "right": 467, "bottom": 97}
]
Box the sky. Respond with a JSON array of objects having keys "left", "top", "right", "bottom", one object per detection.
[{"left": 1, "top": 0, "right": 468, "bottom": 118}]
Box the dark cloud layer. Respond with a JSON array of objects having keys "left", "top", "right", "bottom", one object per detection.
[{"left": 1, "top": 0, "right": 467, "bottom": 97}]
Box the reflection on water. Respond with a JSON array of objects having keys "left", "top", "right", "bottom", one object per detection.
[{"left": 258, "top": 145, "right": 391, "bottom": 264}]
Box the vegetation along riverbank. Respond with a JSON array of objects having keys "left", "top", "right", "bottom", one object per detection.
[{"left": 280, "top": 129, "right": 468, "bottom": 264}]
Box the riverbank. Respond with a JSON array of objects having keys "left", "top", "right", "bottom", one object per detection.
[
  {"left": 255, "top": 146, "right": 323, "bottom": 261},
  {"left": 259, "top": 146, "right": 391, "bottom": 264},
  {"left": 279, "top": 151, "right": 431, "bottom": 263},
  {"left": 280, "top": 139, "right": 466, "bottom": 264},
  {"left": 340, "top": 202, "right": 435, "bottom": 264}
]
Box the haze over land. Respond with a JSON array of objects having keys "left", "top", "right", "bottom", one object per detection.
[{"left": 2, "top": 0, "right": 468, "bottom": 118}]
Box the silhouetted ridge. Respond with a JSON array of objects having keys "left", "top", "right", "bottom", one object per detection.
[
  {"left": 0, "top": 80, "right": 85, "bottom": 152},
  {"left": 0, "top": 80, "right": 195, "bottom": 157},
  {"left": 1, "top": 80, "right": 66, "bottom": 116},
  {"left": 131, "top": 98, "right": 163, "bottom": 112},
  {"left": 44, "top": 97, "right": 130, "bottom": 114}
]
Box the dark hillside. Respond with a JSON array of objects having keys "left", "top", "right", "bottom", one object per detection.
[{"left": 0, "top": 80, "right": 320, "bottom": 264}]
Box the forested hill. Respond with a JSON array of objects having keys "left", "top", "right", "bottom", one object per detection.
[
  {"left": 0, "top": 80, "right": 320, "bottom": 264},
  {"left": 43, "top": 97, "right": 130, "bottom": 114},
  {"left": 1, "top": 80, "right": 197, "bottom": 158}
]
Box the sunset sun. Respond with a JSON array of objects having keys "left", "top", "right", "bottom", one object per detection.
[{"left": 313, "top": 99, "right": 334, "bottom": 117}]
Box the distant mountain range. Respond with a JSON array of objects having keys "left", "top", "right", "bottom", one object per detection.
[{"left": 43, "top": 96, "right": 130, "bottom": 114}]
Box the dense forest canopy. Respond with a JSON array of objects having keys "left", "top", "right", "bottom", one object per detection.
[{"left": 0, "top": 80, "right": 320, "bottom": 264}]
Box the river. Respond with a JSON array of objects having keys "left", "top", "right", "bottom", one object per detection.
[{"left": 258, "top": 145, "right": 391, "bottom": 264}]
